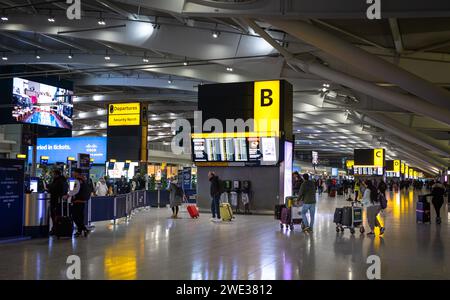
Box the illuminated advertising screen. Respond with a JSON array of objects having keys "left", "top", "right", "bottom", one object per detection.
[
  {"left": 283, "top": 141, "right": 293, "bottom": 199},
  {"left": 12, "top": 77, "right": 73, "bottom": 129},
  {"left": 29, "top": 136, "right": 107, "bottom": 164}
]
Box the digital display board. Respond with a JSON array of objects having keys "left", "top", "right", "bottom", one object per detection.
[
  {"left": 29, "top": 136, "right": 106, "bottom": 164},
  {"left": 12, "top": 77, "right": 73, "bottom": 129},
  {"left": 331, "top": 168, "right": 338, "bottom": 177},
  {"left": 192, "top": 136, "right": 278, "bottom": 166}
]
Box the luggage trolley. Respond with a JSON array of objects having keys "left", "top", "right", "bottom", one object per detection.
[
  {"left": 280, "top": 197, "right": 305, "bottom": 231},
  {"left": 334, "top": 201, "right": 365, "bottom": 234}
]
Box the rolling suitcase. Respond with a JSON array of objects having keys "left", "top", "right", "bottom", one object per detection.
[
  {"left": 280, "top": 207, "right": 291, "bottom": 225},
  {"left": 274, "top": 204, "right": 286, "bottom": 220},
  {"left": 291, "top": 205, "right": 302, "bottom": 225},
  {"left": 285, "top": 196, "right": 297, "bottom": 208},
  {"left": 416, "top": 201, "right": 430, "bottom": 223},
  {"left": 187, "top": 205, "right": 200, "bottom": 219},
  {"left": 329, "top": 190, "right": 336, "bottom": 197},
  {"left": 341, "top": 207, "right": 353, "bottom": 226},
  {"left": 54, "top": 199, "right": 73, "bottom": 239},
  {"left": 333, "top": 208, "right": 343, "bottom": 224},
  {"left": 220, "top": 203, "right": 233, "bottom": 221}
]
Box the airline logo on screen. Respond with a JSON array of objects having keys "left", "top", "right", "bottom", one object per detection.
[
  {"left": 373, "top": 148, "right": 384, "bottom": 167},
  {"left": 254, "top": 80, "right": 280, "bottom": 137},
  {"left": 108, "top": 103, "right": 141, "bottom": 126}
]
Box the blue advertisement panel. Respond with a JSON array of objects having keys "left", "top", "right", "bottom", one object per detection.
[
  {"left": 182, "top": 168, "right": 192, "bottom": 191},
  {"left": 0, "top": 159, "right": 25, "bottom": 239},
  {"left": 28, "top": 136, "right": 107, "bottom": 164}
]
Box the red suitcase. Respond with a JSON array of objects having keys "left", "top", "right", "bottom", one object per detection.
[{"left": 187, "top": 205, "right": 200, "bottom": 219}]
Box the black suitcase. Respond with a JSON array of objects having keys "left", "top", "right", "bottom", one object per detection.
[
  {"left": 333, "top": 208, "right": 343, "bottom": 224},
  {"left": 54, "top": 200, "right": 73, "bottom": 239},
  {"left": 275, "top": 204, "right": 286, "bottom": 220},
  {"left": 341, "top": 207, "right": 353, "bottom": 226},
  {"left": 416, "top": 200, "right": 431, "bottom": 223}
]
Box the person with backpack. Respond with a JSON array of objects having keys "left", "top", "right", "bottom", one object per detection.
[
  {"left": 169, "top": 178, "right": 183, "bottom": 219},
  {"left": 208, "top": 171, "right": 221, "bottom": 222},
  {"left": 65, "top": 168, "right": 91, "bottom": 237},
  {"left": 361, "top": 180, "right": 385, "bottom": 236}
]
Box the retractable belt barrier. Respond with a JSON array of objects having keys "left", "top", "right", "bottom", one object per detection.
[{"left": 87, "top": 190, "right": 149, "bottom": 225}]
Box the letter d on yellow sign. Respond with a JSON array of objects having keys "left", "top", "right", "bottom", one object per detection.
[{"left": 254, "top": 81, "right": 280, "bottom": 137}]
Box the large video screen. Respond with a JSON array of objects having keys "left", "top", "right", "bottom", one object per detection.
[
  {"left": 192, "top": 136, "right": 278, "bottom": 166},
  {"left": 12, "top": 77, "right": 73, "bottom": 129}
]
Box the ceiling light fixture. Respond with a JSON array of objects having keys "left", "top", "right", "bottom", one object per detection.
[
  {"left": 142, "top": 57, "right": 149, "bottom": 63},
  {"left": 1, "top": 12, "right": 8, "bottom": 21},
  {"left": 212, "top": 31, "right": 220, "bottom": 38},
  {"left": 226, "top": 67, "right": 233, "bottom": 72},
  {"left": 36, "top": 55, "right": 41, "bottom": 59},
  {"left": 183, "top": 61, "right": 188, "bottom": 66},
  {"left": 98, "top": 18, "right": 106, "bottom": 26},
  {"left": 104, "top": 55, "right": 110, "bottom": 61},
  {"left": 1, "top": 55, "right": 7, "bottom": 61},
  {"left": 48, "top": 17, "right": 55, "bottom": 23}
]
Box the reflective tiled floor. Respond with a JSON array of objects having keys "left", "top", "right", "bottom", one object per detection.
[{"left": 0, "top": 189, "right": 448, "bottom": 280}]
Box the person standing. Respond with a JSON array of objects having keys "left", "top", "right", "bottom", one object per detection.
[
  {"left": 378, "top": 179, "right": 387, "bottom": 196},
  {"left": 95, "top": 177, "right": 108, "bottom": 196},
  {"left": 361, "top": 180, "right": 385, "bottom": 236},
  {"left": 208, "top": 171, "right": 221, "bottom": 222},
  {"left": 47, "top": 169, "right": 68, "bottom": 235},
  {"left": 66, "top": 168, "right": 90, "bottom": 237},
  {"left": 292, "top": 172, "right": 302, "bottom": 196},
  {"left": 431, "top": 180, "right": 446, "bottom": 224},
  {"left": 169, "top": 178, "right": 183, "bottom": 218},
  {"left": 298, "top": 173, "right": 316, "bottom": 233}
]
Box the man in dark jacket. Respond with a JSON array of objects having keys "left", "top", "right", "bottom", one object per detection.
[
  {"left": 208, "top": 171, "right": 221, "bottom": 222},
  {"left": 66, "top": 168, "right": 90, "bottom": 237},
  {"left": 47, "top": 169, "right": 67, "bottom": 235}
]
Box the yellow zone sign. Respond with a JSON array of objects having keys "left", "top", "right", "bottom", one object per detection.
[
  {"left": 108, "top": 115, "right": 140, "bottom": 126},
  {"left": 108, "top": 103, "right": 140, "bottom": 115}
]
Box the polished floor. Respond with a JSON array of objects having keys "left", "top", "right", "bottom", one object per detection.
[{"left": 0, "top": 189, "right": 448, "bottom": 280}]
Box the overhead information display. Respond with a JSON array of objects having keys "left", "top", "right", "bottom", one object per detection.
[{"left": 192, "top": 136, "right": 278, "bottom": 166}]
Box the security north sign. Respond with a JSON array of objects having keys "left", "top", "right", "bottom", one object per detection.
[{"left": 108, "top": 103, "right": 141, "bottom": 126}]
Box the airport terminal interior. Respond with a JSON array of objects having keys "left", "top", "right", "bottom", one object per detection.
[{"left": 0, "top": 0, "right": 449, "bottom": 281}]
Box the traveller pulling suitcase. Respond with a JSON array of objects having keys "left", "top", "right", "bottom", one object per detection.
[{"left": 54, "top": 198, "right": 74, "bottom": 239}]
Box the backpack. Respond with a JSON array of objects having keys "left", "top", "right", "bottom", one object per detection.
[
  {"left": 75, "top": 179, "right": 91, "bottom": 202},
  {"left": 378, "top": 193, "right": 387, "bottom": 209},
  {"left": 218, "top": 179, "right": 226, "bottom": 194}
]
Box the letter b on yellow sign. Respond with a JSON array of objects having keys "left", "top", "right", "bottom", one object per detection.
[{"left": 254, "top": 81, "right": 280, "bottom": 136}]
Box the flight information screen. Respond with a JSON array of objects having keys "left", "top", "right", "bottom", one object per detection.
[{"left": 192, "top": 136, "right": 278, "bottom": 165}]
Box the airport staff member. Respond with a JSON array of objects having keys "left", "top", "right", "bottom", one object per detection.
[{"left": 65, "top": 168, "right": 90, "bottom": 237}]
